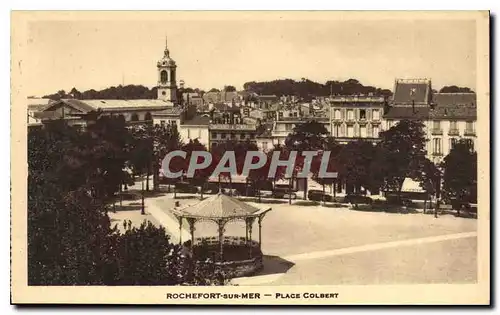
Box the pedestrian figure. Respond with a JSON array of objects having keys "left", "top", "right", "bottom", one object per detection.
[
  {"left": 123, "top": 220, "right": 127, "bottom": 230},
  {"left": 128, "top": 220, "right": 132, "bottom": 230}
]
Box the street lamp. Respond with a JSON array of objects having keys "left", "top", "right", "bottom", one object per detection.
[{"left": 141, "top": 177, "right": 145, "bottom": 215}]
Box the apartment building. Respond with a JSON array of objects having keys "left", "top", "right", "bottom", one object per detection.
[{"left": 329, "top": 95, "right": 385, "bottom": 144}]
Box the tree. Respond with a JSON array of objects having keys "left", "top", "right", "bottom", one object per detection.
[
  {"left": 152, "top": 123, "right": 183, "bottom": 191},
  {"left": 338, "top": 140, "right": 377, "bottom": 195},
  {"left": 28, "top": 121, "right": 119, "bottom": 285},
  {"left": 28, "top": 119, "right": 232, "bottom": 286},
  {"left": 439, "top": 86, "right": 475, "bottom": 93},
  {"left": 441, "top": 139, "right": 477, "bottom": 203},
  {"left": 224, "top": 85, "right": 237, "bottom": 92},
  {"left": 375, "top": 120, "right": 428, "bottom": 201},
  {"left": 182, "top": 140, "right": 211, "bottom": 199},
  {"left": 285, "top": 120, "right": 330, "bottom": 199},
  {"left": 208, "top": 88, "right": 220, "bottom": 93}
]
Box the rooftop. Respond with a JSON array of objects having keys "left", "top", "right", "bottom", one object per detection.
[
  {"left": 172, "top": 193, "right": 270, "bottom": 219},
  {"left": 392, "top": 79, "right": 431, "bottom": 105},
  {"left": 182, "top": 115, "right": 211, "bottom": 126},
  {"left": 383, "top": 106, "right": 430, "bottom": 120},
  {"left": 80, "top": 99, "right": 175, "bottom": 110}
]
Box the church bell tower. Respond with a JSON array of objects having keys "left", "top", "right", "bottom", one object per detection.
[{"left": 157, "top": 37, "right": 177, "bottom": 102}]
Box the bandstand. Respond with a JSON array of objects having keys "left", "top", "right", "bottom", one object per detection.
[{"left": 171, "top": 193, "right": 272, "bottom": 277}]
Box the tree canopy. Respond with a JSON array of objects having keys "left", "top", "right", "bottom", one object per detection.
[
  {"left": 441, "top": 139, "right": 477, "bottom": 202},
  {"left": 439, "top": 86, "right": 475, "bottom": 93},
  {"left": 28, "top": 118, "right": 227, "bottom": 285}
]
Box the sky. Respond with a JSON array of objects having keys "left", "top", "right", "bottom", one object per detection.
[{"left": 25, "top": 14, "right": 477, "bottom": 96}]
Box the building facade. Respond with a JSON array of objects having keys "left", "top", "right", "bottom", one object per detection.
[
  {"left": 383, "top": 78, "right": 477, "bottom": 163},
  {"left": 329, "top": 95, "right": 385, "bottom": 144}
]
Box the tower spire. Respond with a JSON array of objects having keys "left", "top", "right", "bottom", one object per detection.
[{"left": 164, "top": 35, "right": 169, "bottom": 57}]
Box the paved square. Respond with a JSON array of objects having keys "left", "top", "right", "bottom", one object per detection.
[{"left": 113, "top": 185, "right": 477, "bottom": 285}]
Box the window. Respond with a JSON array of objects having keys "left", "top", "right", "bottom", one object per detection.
[
  {"left": 221, "top": 133, "right": 227, "bottom": 139},
  {"left": 433, "top": 138, "right": 442, "bottom": 155},
  {"left": 373, "top": 125, "right": 379, "bottom": 138},
  {"left": 171, "top": 120, "right": 177, "bottom": 125},
  {"left": 433, "top": 120, "right": 441, "bottom": 130},
  {"left": 360, "top": 126, "right": 367, "bottom": 138},
  {"left": 262, "top": 142, "right": 268, "bottom": 151},
  {"left": 231, "top": 133, "right": 236, "bottom": 139},
  {"left": 347, "top": 125, "right": 354, "bottom": 138},
  {"left": 240, "top": 133, "right": 246, "bottom": 140},
  {"left": 347, "top": 110, "right": 354, "bottom": 120},
  {"left": 211, "top": 142, "right": 217, "bottom": 148},
  {"left": 334, "top": 109, "right": 341, "bottom": 120},
  {"left": 160, "top": 120, "right": 166, "bottom": 127},
  {"left": 160, "top": 70, "right": 168, "bottom": 83},
  {"left": 293, "top": 112, "right": 298, "bottom": 117},
  {"left": 131, "top": 113, "right": 139, "bottom": 121},
  {"left": 450, "top": 121, "right": 458, "bottom": 130},
  {"left": 278, "top": 112, "right": 284, "bottom": 119},
  {"left": 285, "top": 124, "right": 293, "bottom": 131},
  {"left": 466, "top": 121, "right": 474, "bottom": 132},
  {"left": 211, "top": 132, "right": 217, "bottom": 139},
  {"left": 334, "top": 124, "right": 340, "bottom": 137},
  {"left": 144, "top": 112, "right": 152, "bottom": 121},
  {"left": 360, "top": 109, "right": 366, "bottom": 120},
  {"left": 372, "top": 110, "right": 380, "bottom": 121}
]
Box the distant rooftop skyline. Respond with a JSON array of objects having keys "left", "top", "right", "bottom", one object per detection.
[{"left": 25, "top": 13, "right": 477, "bottom": 97}]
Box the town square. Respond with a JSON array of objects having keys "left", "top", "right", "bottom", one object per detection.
[{"left": 11, "top": 10, "right": 489, "bottom": 305}]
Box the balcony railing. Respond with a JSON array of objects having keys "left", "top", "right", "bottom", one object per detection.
[
  {"left": 464, "top": 129, "right": 476, "bottom": 136},
  {"left": 448, "top": 128, "right": 460, "bottom": 136},
  {"left": 431, "top": 128, "right": 443, "bottom": 135}
]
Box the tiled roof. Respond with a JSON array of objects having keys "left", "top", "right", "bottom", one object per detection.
[
  {"left": 42, "top": 99, "right": 96, "bottom": 114},
  {"left": 203, "top": 91, "right": 240, "bottom": 103},
  {"left": 28, "top": 104, "right": 48, "bottom": 112},
  {"left": 79, "top": 99, "right": 174, "bottom": 110},
  {"left": 429, "top": 104, "right": 476, "bottom": 120},
  {"left": 212, "top": 103, "right": 240, "bottom": 112},
  {"left": 172, "top": 193, "right": 269, "bottom": 219},
  {"left": 152, "top": 107, "right": 183, "bottom": 116},
  {"left": 393, "top": 80, "right": 431, "bottom": 104},
  {"left": 433, "top": 93, "right": 476, "bottom": 107},
  {"left": 182, "top": 115, "right": 210, "bottom": 126},
  {"left": 383, "top": 106, "right": 430, "bottom": 119}
]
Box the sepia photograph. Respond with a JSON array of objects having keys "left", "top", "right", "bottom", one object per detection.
[{"left": 10, "top": 10, "right": 490, "bottom": 305}]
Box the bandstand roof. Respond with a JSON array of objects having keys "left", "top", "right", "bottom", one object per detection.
[{"left": 172, "top": 193, "right": 271, "bottom": 219}]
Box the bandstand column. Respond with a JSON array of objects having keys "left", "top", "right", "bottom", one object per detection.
[
  {"left": 186, "top": 218, "right": 196, "bottom": 253},
  {"left": 246, "top": 217, "right": 256, "bottom": 258},
  {"left": 177, "top": 216, "right": 183, "bottom": 245},
  {"left": 217, "top": 219, "right": 226, "bottom": 261},
  {"left": 258, "top": 215, "right": 263, "bottom": 249}
]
